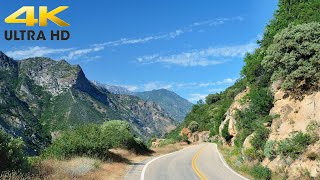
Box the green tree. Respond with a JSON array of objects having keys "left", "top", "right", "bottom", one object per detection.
[
  {"left": 0, "top": 130, "right": 29, "bottom": 172},
  {"left": 188, "top": 121, "right": 199, "bottom": 133},
  {"left": 262, "top": 22, "right": 320, "bottom": 94}
]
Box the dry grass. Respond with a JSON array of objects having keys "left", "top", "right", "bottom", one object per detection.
[{"left": 10, "top": 142, "right": 189, "bottom": 180}]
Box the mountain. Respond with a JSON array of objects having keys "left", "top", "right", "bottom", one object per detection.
[
  {"left": 92, "top": 81, "right": 134, "bottom": 95},
  {"left": 92, "top": 83, "right": 193, "bottom": 123},
  {"left": 0, "top": 52, "right": 176, "bottom": 154},
  {"left": 135, "top": 89, "right": 193, "bottom": 123}
]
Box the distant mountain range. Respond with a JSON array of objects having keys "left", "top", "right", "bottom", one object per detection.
[
  {"left": 135, "top": 90, "right": 193, "bottom": 123},
  {"left": 92, "top": 82, "right": 135, "bottom": 95},
  {"left": 0, "top": 52, "right": 177, "bottom": 154},
  {"left": 92, "top": 82, "right": 193, "bottom": 123}
]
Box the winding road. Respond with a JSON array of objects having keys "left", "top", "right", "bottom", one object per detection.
[{"left": 124, "top": 143, "right": 248, "bottom": 180}]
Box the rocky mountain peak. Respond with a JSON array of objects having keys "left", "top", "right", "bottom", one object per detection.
[
  {"left": 19, "top": 57, "right": 85, "bottom": 96},
  {"left": 0, "top": 51, "right": 17, "bottom": 70}
]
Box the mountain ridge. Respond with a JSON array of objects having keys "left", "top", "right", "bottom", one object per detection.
[
  {"left": 93, "top": 83, "right": 193, "bottom": 123},
  {"left": 0, "top": 52, "right": 177, "bottom": 154}
]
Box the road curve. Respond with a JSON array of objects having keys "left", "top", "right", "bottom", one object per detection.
[{"left": 125, "top": 143, "right": 247, "bottom": 180}]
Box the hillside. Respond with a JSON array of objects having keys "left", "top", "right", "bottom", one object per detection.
[
  {"left": 135, "top": 89, "right": 193, "bottom": 123},
  {"left": 93, "top": 83, "right": 193, "bottom": 123},
  {"left": 92, "top": 81, "right": 135, "bottom": 95},
  {"left": 0, "top": 52, "right": 176, "bottom": 154},
  {"left": 170, "top": 0, "right": 320, "bottom": 179}
]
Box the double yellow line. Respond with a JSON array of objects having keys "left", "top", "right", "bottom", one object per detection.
[{"left": 191, "top": 144, "right": 208, "bottom": 180}]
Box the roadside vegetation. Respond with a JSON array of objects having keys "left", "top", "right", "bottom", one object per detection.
[
  {"left": 0, "top": 120, "right": 151, "bottom": 179},
  {"left": 166, "top": 0, "right": 320, "bottom": 179},
  {"left": 1, "top": 0, "right": 320, "bottom": 179}
]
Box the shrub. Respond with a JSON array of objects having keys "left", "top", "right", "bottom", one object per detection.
[
  {"left": 306, "top": 120, "right": 320, "bottom": 143},
  {"left": 248, "top": 88, "right": 273, "bottom": 116},
  {"left": 101, "top": 120, "right": 132, "bottom": 148},
  {"left": 244, "top": 148, "right": 263, "bottom": 161},
  {"left": 206, "top": 93, "right": 221, "bottom": 105},
  {"left": 251, "top": 165, "right": 271, "bottom": 180},
  {"left": 125, "top": 137, "right": 150, "bottom": 154},
  {"left": 43, "top": 120, "right": 149, "bottom": 159},
  {"left": 43, "top": 124, "right": 111, "bottom": 159},
  {"left": 188, "top": 121, "right": 199, "bottom": 133},
  {"left": 159, "top": 139, "right": 176, "bottom": 147},
  {"left": 277, "top": 132, "right": 312, "bottom": 159},
  {"left": 250, "top": 126, "right": 270, "bottom": 151},
  {"left": 262, "top": 22, "right": 320, "bottom": 94},
  {"left": 264, "top": 140, "right": 277, "bottom": 160},
  {"left": 0, "top": 130, "right": 29, "bottom": 172},
  {"left": 241, "top": 49, "right": 268, "bottom": 86}
]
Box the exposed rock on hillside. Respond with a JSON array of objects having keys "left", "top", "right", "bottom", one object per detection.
[
  {"left": 269, "top": 90, "right": 320, "bottom": 141},
  {"left": 262, "top": 85, "right": 320, "bottom": 179},
  {"left": 219, "top": 88, "right": 249, "bottom": 145}
]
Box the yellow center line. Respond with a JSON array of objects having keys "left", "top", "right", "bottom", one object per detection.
[{"left": 192, "top": 144, "right": 209, "bottom": 180}]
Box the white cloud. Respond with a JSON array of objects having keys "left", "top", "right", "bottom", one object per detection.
[
  {"left": 188, "top": 93, "right": 208, "bottom": 103},
  {"left": 6, "top": 46, "right": 74, "bottom": 60},
  {"left": 60, "top": 44, "right": 105, "bottom": 60},
  {"left": 96, "top": 16, "right": 243, "bottom": 48},
  {"left": 98, "top": 30, "right": 184, "bottom": 47},
  {"left": 6, "top": 17, "right": 245, "bottom": 62},
  {"left": 190, "top": 16, "right": 243, "bottom": 28},
  {"left": 137, "top": 43, "right": 257, "bottom": 67},
  {"left": 198, "top": 78, "right": 237, "bottom": 87},
  {"left": 6, "top": 45, "right": 105, "bottom": 61}
]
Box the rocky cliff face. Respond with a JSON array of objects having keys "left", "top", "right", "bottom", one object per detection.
[
  {"left": 218, "top": 81, "right": 320, "bottom": 178},
  {"left": 0, "top": 52, "right": 176, "bottom": 154},
  {"left": 262, "top": 84, "right": 320, "bottom": 178},
  {"left": 219, "top": 88, "right": 249, "bottom": 145},
  {"left": 19, "top": 58, "right": 81, "bottom": 96}
]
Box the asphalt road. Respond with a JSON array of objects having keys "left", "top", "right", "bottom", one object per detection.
[{"left": 125, "top": 143, "right": 248, "bottom": 180}]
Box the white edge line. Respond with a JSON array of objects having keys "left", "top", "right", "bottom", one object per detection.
[
  {"left": 140, "top": 145, "right": 196, "bottom": 180},
  {"left": 215, "top": 144, "right": 249, "bottom": 180}
]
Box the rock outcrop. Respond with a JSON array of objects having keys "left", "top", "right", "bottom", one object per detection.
[
  {"left": 262, "top": 82, "right": 320, "bottom": 179},
  {"left": 219, "top": 88, "right": 250, "bottom": 145},
  {"left": 180, "top": 128, "right": 192, "bottom": 138},
  {"left": 189, "top": 131, "right": 210, "bottom": 142}
]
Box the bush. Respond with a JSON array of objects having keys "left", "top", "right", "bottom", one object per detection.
[
  {"left": 43, "top": 124, "right": 111, "bottom": 159},
  {"left": 251, "top": 165, "right": 271, "bottom": 180},
  {"left": 241, "top": 49, "right": 269, "bottom": 86},
  {"left": 306, "top": 120, "right": 320, "bottom": 143},
  {"left": 264, "top": 140, "right": 277, "bottom": 160},
  {"left": 244, "top": 148, "right": 264, "bottom": 161},
  {"left": 206, "top": 93, "right": 221, "bottom": 105},
  {"left": 250, "top": 126, "right": 270, "bottom": 151},
  {"left": 0, "top": 130, "right": 29, "bottom": 172},
  {"left": 159, "top": 139, "right": 176, "bottom": 147},
  {"left": 235, "top": 87, "right": 273, "bottom": 148},
  {"left": 43, "top": 120, "right": 149, "bottom": 159},
  {"left": 188, "top": 121, "right": 199, "bottom": 133},
  {"left": 101, "top": 120, "right": 132, "bottom": 148},
  {"left": 262, "top": 22, "right": 320, "bottom": 94},
  {"left": 248, "top": 88, "right": 273, "bottom": 116},
  {"left": 277, "top": 132, "right": 312, "bottom": 159}
]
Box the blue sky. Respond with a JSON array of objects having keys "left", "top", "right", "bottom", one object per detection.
[{"left": 0, "top": 0, "right": 278, "bottom": 103}]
